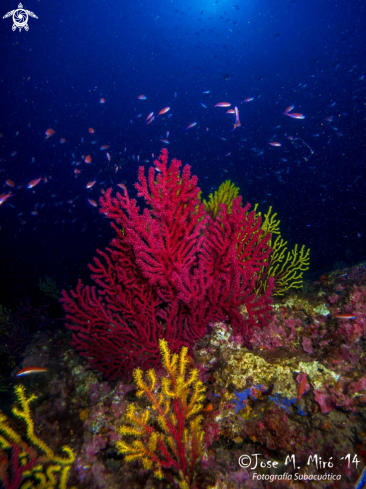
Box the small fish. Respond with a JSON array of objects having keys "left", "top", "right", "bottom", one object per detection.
[
  {"left": 100, "top": 145, "right": 110, "bottom": 150},
  {"left": 87, "top": 198, "right": 98, "bottom": 207},
  {"left": 286, "top": 113, "right": 305, "bottom": 119},
  {"left": 226, "top": 109, "right": 235, "bottom": 114},
  {"left": 88, "top": 128, "right": 95, "bottom": 134},
  {"left": 45, "top": 128, "right": 55, "bottom": 139},
  {"left": 200, "top": 103, "right": 207, "bottom": 108},
  {"left": 242, "top": 97, "right": 254, "bottom": 102},
  {"left": 297, "top": 373, "right": 307, "bottom": 400},
  {"left": 117, "top": 183, "right": 127, "bottom": 191},
  {"left": 5, "top": 179, "right": 15, "bottom": 187},
  {"left": 336, "top": 273, "right": 348, "bottom": 279},
  {"left": 215, "top": 102, "right": 231, "bottom": 107},
  {"left": 269, "top": 142, "right": 281, "bottom": 147},
  {"left": 59, "top": 138, "right": 66, "bottom": 143},
  {"left": 283, "top": 105, "right": 294, "bottom": 114},
  {"left": 233, "top": 106, "right": 241, "bottom": 129},
  {"left": 16, "top": 367, "right": 47, "bottom": 377},
  {"left": 27, "top": 177, "right": 43, "bottom": 189},
  {"left": 138, "top": 95, "right": 146, "bottom": 100},
  {"left": 106, "top": 152, "right": 111, "bottom": 162},
  {"left": 146, "top": 112, "right": 154, "bottom": 121},
  {"left": 0, "top": 192, "right": 13, "bottom": 206},
  {"left": 333, "top": 314, "right": 356, "bottom": 319},
  {"left": 158, "top": 107, "right": 170, "bottom": 115},
  {"left": 185, "top": 122, "right": 197, "bottom": 130},
  {"left": 160, "top": 139, "right": 169, "bottom": 144},
  {"left": 99, "top": 98, "right": 105, "bottom": 104},
  {"left": 202, "top": 90, "right": 210, "bottom": 94},
  {"left": 84, "top": 155, "right": 92, "bottom": 163},
  {"left": 86, "top": 180, "right": 96, "bottom": 189}
]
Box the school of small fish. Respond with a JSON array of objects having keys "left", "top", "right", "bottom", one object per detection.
[{"left": 0, "top": 82, "right": 353, "bottom": 232}]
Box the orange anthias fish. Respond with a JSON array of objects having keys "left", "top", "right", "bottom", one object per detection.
[
  {"left": 0, "top": 192, "right": 13, "bottom": 206},
  {"left": 269, "top": 142, "right": 281, "bottom": 147},
  {"left": 185, "top": 122, "right": 197, "bottom": 130},
  {"left": 297, "top": 373, "right": 308, "bottom": 400},
  {"left": 138, "top": 95, "right": 146, "bottom": 100},
  {"left": 334, "top": 314, "right": 357, "bottom": 319},
  {"left": 215, "top": 102, "right": 231, "bottom": 107},
  {"left": 283, "top": 105, "right": 295, "bottom": 115},
  {"left": 233, "top": 106, "right": 241, "bottom": 129},
  {"left": 5, "top": 179, "right": 15, "bottom": 187},
  {"left": 45, "top": 128, "right": 55, "bottom": 139},
  {"left": 16, "top": 367, "right": 47, "bottom": 377},
  {"left": 84, "top": 155, "right": 92, "bottom": 163},
  {"left": 99, "top": 98, "right": 105, "bottom": 104},
  {"left": 286, "top": 112, "right": 305, "bottom": 119},
  {"left": 158, "top": 107, "right": 170, "bottom": 115},
  {"left": 88, "top": 128, "right": 95, "bottom": 134},
  {"left": 27, "top": 177, "right": 43, "bottom": 189},
  {"left": 88, "top": 198, "right": 98, "bottom": 207},
  {"left": 86, "top": 180, "right": 96, "bottom": 189}
]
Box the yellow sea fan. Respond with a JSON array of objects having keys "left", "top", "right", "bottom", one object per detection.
[
  {"left": 116, "top": 339, "right": 206, "bottom": 488},
  {"left": 203, "top": 180, "right": 240, "bottom": 219},
  {"left": 254, "top": 206, "right": 310, "bottom": 295}
]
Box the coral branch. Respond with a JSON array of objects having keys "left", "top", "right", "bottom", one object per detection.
[
  {"left": 116, "top": 339, "right": 206, "bottom": 488},
  {"left": 61, "top": 150, "right": 273, "bottom": 379}
]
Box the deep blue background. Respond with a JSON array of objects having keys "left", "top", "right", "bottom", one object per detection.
[{"left": 0, "top": 0, "right": 365, "bottom": 307}]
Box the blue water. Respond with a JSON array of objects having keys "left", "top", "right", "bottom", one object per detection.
[{"left": 0, "top": 0, "right": 365, "bottom": 306}]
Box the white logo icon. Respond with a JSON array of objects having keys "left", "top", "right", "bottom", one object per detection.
[{"left": 3, "top": 3, "right": 38, "bottom": 32}]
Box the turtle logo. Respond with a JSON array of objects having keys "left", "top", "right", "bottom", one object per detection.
[{"left": 3, "top": 3, "right": 38, "bottom": 32}]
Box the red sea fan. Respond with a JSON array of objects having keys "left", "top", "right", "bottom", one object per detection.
[{"left": 61, "top": 149, "right": 273, "bottom": 379}]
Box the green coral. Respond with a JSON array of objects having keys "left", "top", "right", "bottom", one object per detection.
[{"left": 38, "top": 276, "right": 60, "bottom": 300}]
